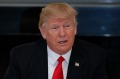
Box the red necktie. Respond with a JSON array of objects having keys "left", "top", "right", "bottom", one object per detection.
[{"left": 52, "top": 56, "right": 64, "bottom": 79}]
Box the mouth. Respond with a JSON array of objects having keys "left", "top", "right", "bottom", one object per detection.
[{"left": 58, "top": 40, "right": 68, "bottom": 45}]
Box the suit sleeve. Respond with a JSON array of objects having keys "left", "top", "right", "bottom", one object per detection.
[{"left": 4, "top": 48, "right": 21, "bottom": 79}]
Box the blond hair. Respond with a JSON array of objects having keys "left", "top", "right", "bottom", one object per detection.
[{"left": 38, "top": 3, "right": 78, "bottom": 27}]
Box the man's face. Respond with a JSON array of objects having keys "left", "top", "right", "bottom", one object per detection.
[{"left": 40, "top": 17, "right": 77, "bottom": 55}]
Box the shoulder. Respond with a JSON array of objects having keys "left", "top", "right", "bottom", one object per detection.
[
  {"left": 11, "top": 41, "right": 38, "bottom": 55},
  {"left": 75, "top": 38, "right": 105, "bottom": 52},
  {"left": 9, "top": 39, "right": 47, "bottom": 68},
  {"left": 74, "top": 38, "right": 105, "bottom": 59},
  {"left": 75, "top": 38, "right": 104, "bottom": 50},
  {"left": 10, "top": 39, "right": 46, "bottom": 61},
  {"left": 11, "top": 39, "right": 45, "bottom": 53}
]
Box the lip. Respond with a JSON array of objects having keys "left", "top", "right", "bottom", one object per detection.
[{"left": 58, "top": 40, "right": 68, "bottom": 45}]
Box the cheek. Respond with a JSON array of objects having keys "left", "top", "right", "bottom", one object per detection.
[
  {"left": 46, "top": 32, "right": 58, "bottom": 42},
  {"left": 69, "top": 29, "right": 76, "bottom": 36}
]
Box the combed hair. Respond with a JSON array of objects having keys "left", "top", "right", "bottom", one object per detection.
[{"left": 38, "top": 3, "right": 78, "bottom": 27}]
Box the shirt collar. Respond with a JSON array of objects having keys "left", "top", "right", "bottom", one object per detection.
[{"left": 47, "top": 46, "right": 71, "bottom": 66}]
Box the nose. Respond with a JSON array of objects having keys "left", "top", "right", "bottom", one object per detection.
[{"left": 59, "top": 27, "right": 66, "bottom": 37}]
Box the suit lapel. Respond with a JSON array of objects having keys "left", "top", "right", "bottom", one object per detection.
[
  {"left": 67, "top": 39, "right": 88, "bottom": 79},
  {"left": 35, "top": 39, "right": 48, "bottom": 79}
]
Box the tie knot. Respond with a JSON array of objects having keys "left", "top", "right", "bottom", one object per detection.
[{"left": 57, "top": 56, "right": 64, "bottom": 62}]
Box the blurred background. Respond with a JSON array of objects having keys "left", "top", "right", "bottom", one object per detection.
[{"left": 0, "top": 0, "right": 120, "bottom": 79}]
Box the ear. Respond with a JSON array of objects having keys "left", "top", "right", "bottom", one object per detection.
[
  {"left": 74, "top": 25, "right": 77, "bottom": 35},
  {"left": 39, "top": 27, "right": 46, "bottom": 39}
]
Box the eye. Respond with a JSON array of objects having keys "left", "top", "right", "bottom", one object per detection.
[
  {"left": 64, "top": 24, "right": 71, "bottom": 28},
  {"left": 51, "top": 25, "right": 59, "bottom": 30},
  {"left": 66, "top": 25, "right": 70, "bottom": 27},
  {"left": 52, "top": 27, "right": 58, "bottom": 29}
]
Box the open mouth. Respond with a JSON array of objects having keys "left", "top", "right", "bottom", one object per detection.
[{"left": 58, "top": 40, "right": 68, "bottom": 45}]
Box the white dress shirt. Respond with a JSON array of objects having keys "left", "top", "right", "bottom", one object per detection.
[{"left": 47, "top": 46, "right": 71, "bottom": 79}]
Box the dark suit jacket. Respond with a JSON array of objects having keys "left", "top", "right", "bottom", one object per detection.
[{"left": 4, "top": 38, "right": 108, "bottom": 79}]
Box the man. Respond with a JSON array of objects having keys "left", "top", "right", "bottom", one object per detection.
[{"left": 4, "top": 3, "right": 108, "bottom": 79}]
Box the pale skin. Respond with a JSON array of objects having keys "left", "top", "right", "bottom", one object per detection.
[{"left": 40, "top": 16, "right": 77, "bottom": 55}]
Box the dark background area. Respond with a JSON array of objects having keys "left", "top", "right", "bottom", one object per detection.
[{"left": 0, "top": 7, "right": 120, "bottom": 79}]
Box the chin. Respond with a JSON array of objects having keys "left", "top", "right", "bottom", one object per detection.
[{"left": 59, "top": 48, "right": 70, "bottom": 53}]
